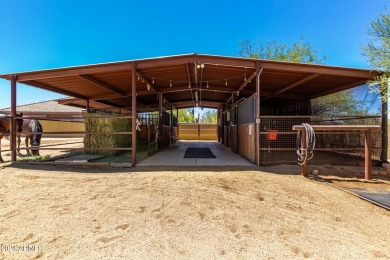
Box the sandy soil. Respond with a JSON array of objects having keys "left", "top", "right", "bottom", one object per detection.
[
  {"left": 0, "top": 164, "right": 389, "bottom": 259},
  {"left": 0, "top": 138, "right": 84, "bottom": 162}
]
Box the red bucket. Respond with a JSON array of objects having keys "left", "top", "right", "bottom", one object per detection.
[{"left": 267, "top": 130, "right": 278, "bottom": 140}]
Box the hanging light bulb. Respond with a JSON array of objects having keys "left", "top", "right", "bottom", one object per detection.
[
  {"left": 170, "top": 80, "right": 172, "bottom": 87},
  {"left": 152, "top": 77, "right": 155, "bottom": 84},
  {"left": 244, "top": 74, "right": 247, "bottom": 81},
  {"left": 147, "top": 84, "right": 151, "bottom": 91},
  {"left": 207, "top": 81, "right": 209, "bottom": 88},
  {"left": 225, "top": 78, "right": 228, "bottom": 86},
  {"left": 188, "top": 82, "right": 191, "bottom": 88}
]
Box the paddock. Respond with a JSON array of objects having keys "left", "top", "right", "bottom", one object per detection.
[{"left": 0, "top": 54, "right": 386, "bottom": 171}]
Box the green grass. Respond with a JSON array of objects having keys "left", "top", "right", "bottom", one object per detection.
[{"left": 18, "top": 155, "right": 51, "bottom": 161}]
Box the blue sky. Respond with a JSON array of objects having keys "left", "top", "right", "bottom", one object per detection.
[{"left": 0, "top": 0, "right": 387, "bottom": 111}]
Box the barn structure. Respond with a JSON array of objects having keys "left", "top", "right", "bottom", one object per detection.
[{"left": 0, "top": 54, "right": 385, "bottom": 167}]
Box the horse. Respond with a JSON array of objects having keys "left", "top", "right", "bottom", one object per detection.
[
  {"left": 18, "top": 117, "right": 43, "bottom": 156},
  {"left": 0, "top": 113, "right": 24, "bottom": 162}
]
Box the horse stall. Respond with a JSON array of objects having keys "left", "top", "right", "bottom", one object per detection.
[{"left": 221, "top": 94, "right": 383, "bottom": 167}]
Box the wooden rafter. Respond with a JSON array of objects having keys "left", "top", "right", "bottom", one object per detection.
[
  {"left": 25, "top": 80, "right": 88, "bottom": 100},
  {"left": 310, "top": 79, "right": 368, "bottom": 99},
  {"left": 79, "top": 74, "right": 126, "bottom": 96},
  {"left": 237, "top": 72, "right": 256, "bottom": 92},
  {"left": 275, "top": 73, "right": 322, "bottom": 96},
  {"left": 186, "top": 63, "right": 192, "bottom": 88},
  {"left": 136, "top": 72, "right": 158, "bottom": 93}
]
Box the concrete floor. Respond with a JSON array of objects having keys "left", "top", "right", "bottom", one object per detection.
[{"left": 137, "top": 140, "right": 254, "bottom": 166}]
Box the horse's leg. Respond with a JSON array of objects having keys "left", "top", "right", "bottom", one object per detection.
[
  {"left": 17, "top": 134, "right": 21, "bottom": 154},
  {"left": 0, "top": 137, "right": 3, "bottom": 163},
  {"left": 25, "top": 135, "right": 31, "bottom": 155}
]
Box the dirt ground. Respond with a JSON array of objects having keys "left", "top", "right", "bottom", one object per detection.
[
  {"left": 0, "top": 163, "right": 390, "bottom": 259},
  {"left": 0, "top": 138, "right": 84, "bottom": 162}
]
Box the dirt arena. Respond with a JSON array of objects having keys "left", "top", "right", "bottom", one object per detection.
[{"left": 0, "top": 163, "right": 389, "bottom": 259}]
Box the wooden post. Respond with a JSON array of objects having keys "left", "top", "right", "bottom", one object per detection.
[
  {"left": 131, "top": 62, "right": 137, "bottom": 167},
  {"left": 301, "top": 129, "right": 308, "bottom": 177},
  {"left": 381, "top": 93, "right": 388, "bottom": 163},
  {"left": 255, "top": 61, "right": 261, "bottom": 166},
  {"left": 365, "top": 129, "right": 372, "bottom": 180},
  {"left": 176, "top": 108, "right": 179, "bottom": 139},
  {"left": 147, "top": 124, "right": 150, "bottom": 155},
  {"left": 86, "top": 99, "right": 90, "bottom": 112},
  {"left": 10, "top": 75, "right": 17, "bottom": 162},
  {"left": 86, "top": 100, "right": 91, "bottom": 149},
  {"left": 217, "top": 109, "right": 220, "bottom": 142},
  {"left": 158, "top": 92, "right": 163, "bottom": 147},
  {"left": 170, "top": 104, "right": 173, "bottom": 135}
]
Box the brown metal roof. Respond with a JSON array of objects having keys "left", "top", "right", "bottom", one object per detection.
[{"left": 0, "top": 53, "right": 379, "bottom": 110}]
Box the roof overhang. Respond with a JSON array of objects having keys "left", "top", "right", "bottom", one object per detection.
[{"left": 0, "top": 53, "right": 380, "bottom": 110}]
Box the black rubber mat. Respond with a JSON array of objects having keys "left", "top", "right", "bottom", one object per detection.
[{"left": 184, "top": 148, "right": 216, "bottom": 158}]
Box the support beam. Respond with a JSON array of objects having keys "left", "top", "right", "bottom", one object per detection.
[
  {"left": 255, "top": 61, "right": 262, "bottom": 166},
  {"left": 90, "top": 90, "right": 152, "bottom": 101},
  {"left": 275, "top": 73, "right": 322, "bottom": 96},
  {"left": 381, "top": 91, "right": 388, "bottom": 163},
  {"left": 136, "top": 72, "right": 158, "bottom": 93},
  {"left": 310, "top": 79, "right": 368, "bottom": 99},
  {"left": 170, "top": 104, "right": 173, "bottom": 140},
  {"left": 132, "top": 63, "right": 137, "bottom": 167},
  {"left": 261, "top": 61, "right": 379, "bottom": 78},
  {"left": 186, "top": 63, "right": 192, "bottom": 88},
  {"left": 365, "top": 129, "right": 372, "bottom": 180},
  {"left": 160, "top": 86, "right": 235, "bottom": 94},
  {"left": 25, "top": 81, "right": 88, "bottom": 100},
  {"left": 237, "top": 72, "right": 256, "bottom": 92},
  {"left": 79, "top": 75, "right": 126, "bottom": 96},
  {"left": 158, "top": 92, "right": 163, "bottom": 147},
  {"left": 10, "top": 75, "right": 17, "bottom": 162}
]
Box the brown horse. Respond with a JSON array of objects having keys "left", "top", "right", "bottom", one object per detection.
[
  {"left": 0, "top": 113, "right": 23, "bottom": 162},
  {"left": 17, "top": 116, "right": 43, "bottom": 156}
]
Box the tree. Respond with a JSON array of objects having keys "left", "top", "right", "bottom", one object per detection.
[
  {"left": 311, "top": 90, "right": 368, "bottom": 116},
  {"left": 362, "top": 10, "right": 390, "bottom": 101},
  {"left": 239, "top": 36, "right": 368, "bottom": 116},
  {"left": 200, "top": 109, "right": 217, "bottom": 123},
  {"left": 177, "top": 108, "right": 195, "bottom": 123},
  {"left": 239, "top": 36, "right": 326, "bottom": 64}
]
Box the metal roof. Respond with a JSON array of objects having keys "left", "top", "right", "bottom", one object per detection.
[{"left": 0, "top": 53, "right": 379, "bottom": 110}]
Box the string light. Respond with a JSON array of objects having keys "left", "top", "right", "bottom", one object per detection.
[{"left": 196, "top": 62, "right": 205, "bottom": 69}]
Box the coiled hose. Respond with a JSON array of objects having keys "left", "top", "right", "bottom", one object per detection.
[{"left": 296, "top": 123, "right": 316, "bottom": 166}]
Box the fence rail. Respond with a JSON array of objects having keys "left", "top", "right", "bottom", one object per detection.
[{"left": 258, "top": 115, "right": 382, "bottom": 165}]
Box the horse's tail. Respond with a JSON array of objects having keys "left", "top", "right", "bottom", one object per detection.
[{"left": 28, "top": 120, "right": 43, "bottom": 147}]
